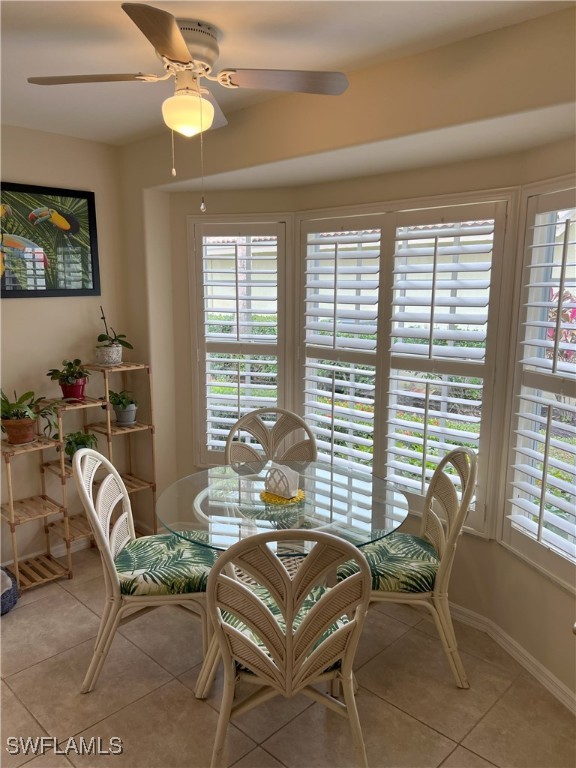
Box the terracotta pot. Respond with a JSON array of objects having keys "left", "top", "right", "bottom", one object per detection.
[
  {"left": 1, "top": 417, "right": 37, "bottom": 445},
  {"left": 60, "top": 379, "right": 87, "bottom": 401},
  {"left": 95, "top": 344, "right": 123, "bottom": 366}
]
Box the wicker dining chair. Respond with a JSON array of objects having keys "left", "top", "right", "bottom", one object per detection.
[
  {"left": 224, "top": 407, "right": 317, "bottom": 464},
  {"left": 205, "top": 529, "right": 371, "bottom": 768},
  {"left": 73, "top": 448, "right": 216, "bottom": 693},
  {"left": 338, "top": 447, "right": 477, "bottom": 689}
]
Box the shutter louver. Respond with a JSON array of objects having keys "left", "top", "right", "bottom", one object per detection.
[
  {"left": 509, "top": 202, "right": 576, "bottom": 563},
  {"left": 520, "top": 215, "right": 576, "bottom": 375},
  {"left": 510, "top": 387, "right": 576, "bottom": 559},
  {"left": 305, "top": 229, "right": 380, "bottom": 352},
  {"left": 201, "top": 232, "right": 279, "bottom": 452},
  {"left": 386, "top": 370, "right": 482, "bottom": 494},
  {"left": 304, "top": 358, "right": 376, "bottom": 469},
  {"left": 386, "top": 216, "right": 494, "bottom": 498},
  {"left": 304, "top": 228, "right": 381, "bottom": 467},
  {"left": 391, "top": 221, "right": 494, "bottom": 361}
]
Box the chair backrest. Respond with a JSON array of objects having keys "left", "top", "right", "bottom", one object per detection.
[
  {"left": 224, "top": 407, "right": 317, "bottom": 464},
  {"left": 73, "top": 448, "right": 135, "bottom": 595},
  {"left": 420, "top": 447, "right": 477, "bottom": 587},
  {"left": 207, "top": 529, "right": 371, "bottom": 697}
]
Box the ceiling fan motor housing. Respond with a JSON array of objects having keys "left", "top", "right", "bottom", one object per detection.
[{"left": 176, "top": 19, "right": 220, "bottom": 73}]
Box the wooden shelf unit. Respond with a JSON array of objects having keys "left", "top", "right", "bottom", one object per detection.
[
  {"left": 84, "top": 362, "right": 157, "bottom": 530},
  {"left": 1, "top": 361, "right": 157, "bottom": 590},
  {"left": 1, "top": 435, "right": 70, "bottom": 590}
]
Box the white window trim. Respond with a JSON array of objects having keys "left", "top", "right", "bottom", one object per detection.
[
  {"left": 187, "top": 214, "right": 293, "bottom": 467},
  {"left": 499, "top": 178, "right": 576, "bottom": 594}
]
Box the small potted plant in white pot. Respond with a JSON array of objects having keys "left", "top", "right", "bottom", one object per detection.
[
  {"left": 95, "top": 306, "right": 133, "bottom": 366},
  {"left": 1, "top": 390, "right": 56, "bottom": 445},
  {"left": 46, "top": 359, "right": 91, "bottom": 401},
  {"left": 108, "top": 390, "right": 138, "bottom": 425}
]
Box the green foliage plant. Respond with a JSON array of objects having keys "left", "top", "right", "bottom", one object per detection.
[
  {"left": 46, "top": 359, "right": 91, "bottom": 384},
  {"left": 61, "top": 430, "right": 98, "bottom": 459},
  {"left": 0, "top": 390, "right": 55, "bottom": 432},
  {"left": 1, "top": 390, "right": 57, "bottom": 436},
  {"left": 108, "top": 390, "right": 137, "bottom": 408},
  {"left": 97, "top": 306, "right": 133, "bottom": 349}
]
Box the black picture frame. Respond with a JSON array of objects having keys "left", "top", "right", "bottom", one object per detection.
[{"left": 0, "top": 181, "right": 101, "bottom": 297}]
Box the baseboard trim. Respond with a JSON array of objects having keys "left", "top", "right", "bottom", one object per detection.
[{"left": 451, "top": 602, "right": 576, "bottom": 715}]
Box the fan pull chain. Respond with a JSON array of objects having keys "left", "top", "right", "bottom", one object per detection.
[
  {"left": 171, "top": 130, "right": 176, "bottom": 176},
  {"left": 198, "top": 87, "right": 207, "bottom": 213}
]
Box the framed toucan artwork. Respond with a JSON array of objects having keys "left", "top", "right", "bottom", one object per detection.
[{"left": 0, "top": 181, "right": 100, "bottom": 297}]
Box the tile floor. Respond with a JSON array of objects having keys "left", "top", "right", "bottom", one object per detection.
[{"left": 1, "top": 548, "right": 575, "bottom": 768}]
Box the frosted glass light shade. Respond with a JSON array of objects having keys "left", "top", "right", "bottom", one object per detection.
[{"left": 162, "top": 92, "right": 214, "bottom": 137}]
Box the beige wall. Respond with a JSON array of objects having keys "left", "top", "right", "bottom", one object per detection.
[{"left": 1, "top": 126, "right": 127, "bottom": 560}]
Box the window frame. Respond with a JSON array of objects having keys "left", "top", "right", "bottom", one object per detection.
[
  {"left": 500, "top": 181, "right": 576, "bottom": 591},
  {"left": 188, "top": 215, "right": 292, "bottom": 467}
]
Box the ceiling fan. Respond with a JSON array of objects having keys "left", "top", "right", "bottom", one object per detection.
[{"left": 27, "top": 2, "right": 349, "bottom": 138}]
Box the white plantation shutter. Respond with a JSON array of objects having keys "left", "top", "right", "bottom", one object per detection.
[
  {"left": 386, "top": 370, "right": 482, "bottom": 494},
  {"left": 507, "top": 189, "right": 576, "bottom": 570},
  {"left": 302, "top": 221, "right": 382, "bottom": 470},
  {"left": 304, "top": 358, "right": 376, "bottom": 469},
  {"left": 385, "top": 203, "right": 505, "bottom": 518},
  {"left": 193, "top": 222, "right": 285, "bottom": 462},
  {"left": 391, "top": 220, "right": 493, "bottom": 361},
  {"left": 304, "top": 229, "right": 380, "bottom": 351}
]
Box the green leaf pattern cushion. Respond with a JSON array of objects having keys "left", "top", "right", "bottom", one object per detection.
[
  {"left": 114, "top": 532, "right": 217, "bottom": 595},
  {"left": 337, "top": 531, "right": 440, "bottom": 593}
]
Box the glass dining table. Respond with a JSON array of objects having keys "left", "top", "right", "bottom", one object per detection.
[{"left": 156, "top": 460, "right": 410, "bottom": 556}]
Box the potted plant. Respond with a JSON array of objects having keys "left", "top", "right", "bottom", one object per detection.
[
  {"left": 61, "top": 430, "right": 98, "bottom": 460},
  {"left": 1, "top": 390, "right": 56, "bottom": 445},
  {"left": 47, "top": 359, "right": 91, "bottom": 401},
  {"left": 95, "top": 306, "right": 133, "bottom": 366},
  {"left": 108, "top": 390, "right": 138, "bottom": 425}
]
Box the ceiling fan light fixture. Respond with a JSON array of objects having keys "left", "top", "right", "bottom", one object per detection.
[{"left": 161, "top": 91, "right": 214, "bottom": 137}]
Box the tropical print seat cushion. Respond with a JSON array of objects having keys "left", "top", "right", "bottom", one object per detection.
[
  {"left": 337, "top": 531, "right": 440, "bottom": 593},
  {"left": 114, "top": 532, "right": 217, "bottom": 596}
]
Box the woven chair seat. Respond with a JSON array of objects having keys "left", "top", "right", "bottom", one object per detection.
[
  {"left": 114, "top": 532, "right": 217, "bottom": 596},
  {"left": 338, "top": 531, "right": 440, "bottom": 593},
  {"left": 227, "top": 584, "right": 349, "bottom": 672}
]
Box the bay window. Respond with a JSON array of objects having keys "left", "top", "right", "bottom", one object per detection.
[{"left": 189, "top": 182, "right": 576, "bottom": 586}]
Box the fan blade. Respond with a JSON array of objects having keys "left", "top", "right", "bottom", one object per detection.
[
  {"left": 28, "top": 74, "right": 152, "bottom": 85},
  {"left": 225, "top": 68, "right": 348, "bottom": 95},
  {"left": 204, "top": 92, "right": 228, "bottom": 130},
  {"left": 122, "top": 3, "right": 191, "bottom": 64}
]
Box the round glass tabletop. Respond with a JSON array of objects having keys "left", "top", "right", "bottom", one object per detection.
[{"left": 156, "top": 461, "right": 409, "bottom": 552}]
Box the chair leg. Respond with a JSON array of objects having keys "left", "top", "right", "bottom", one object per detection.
[
  {"left": 81, "top": 603, "right": 123, "bottom": 693},
  {"left": 431, "top": 596, "right": 469, "bottom": 689},
  {"left": 93, "top": 598, "right": 114, "bottom": 649},
  {"left": 195, "top": 636, "right": 221, "bottom": 699},
  {"left": 210, "top": 666, "right": 236, "bottom": 768},
  {"left": 341, "top": 673, "right": 368, "bottom": 768}
]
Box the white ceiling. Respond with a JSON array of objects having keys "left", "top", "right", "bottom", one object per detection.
[{"left": 2, "top": 1, "right": 575, "bottom": 188}]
